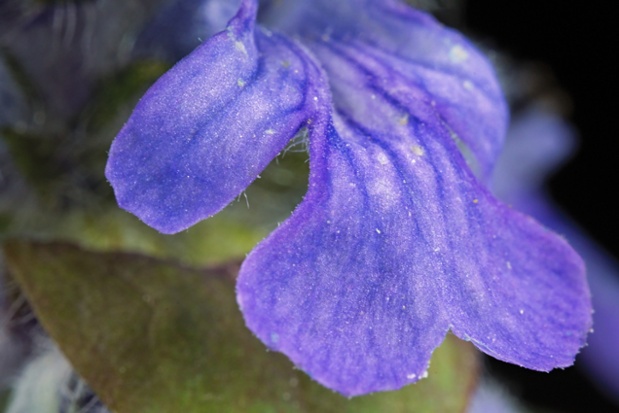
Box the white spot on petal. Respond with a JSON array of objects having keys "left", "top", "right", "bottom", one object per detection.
[
  {"left": 376, "top": 152, "right": 389, "bottom": 165},
  {"left": 449, "top": 44, "right": 468, "bottom": 63}
]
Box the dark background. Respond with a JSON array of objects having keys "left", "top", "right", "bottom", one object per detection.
[{"left": 465, "top": 1, "right": 619, "bottom": 411}]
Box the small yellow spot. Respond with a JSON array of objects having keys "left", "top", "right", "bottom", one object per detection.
[
  {"left": 264, "top": 129, "right": 276, "bottom": 135},
  {"left": 237, "top": 78, "right": 246, "bottom": 87},
  {"left": 280, "top": 60, "right": 291, "bottom": 68},
  {"left": 411, "top": 145, "right": 424, "bottom": 156},
  {"left": 398, "top": 114, "right": 409, "bottom": 126},
  {"left": 472, "top": 198, "right": 479, "bottom": 204}
]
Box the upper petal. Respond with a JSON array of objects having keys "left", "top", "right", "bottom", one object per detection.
[
  {"left": 263, "top": 0, "right": 508, "bottom": 181},
  {"left": 106, "top": 1, "right": 323, "bottom": 233}
]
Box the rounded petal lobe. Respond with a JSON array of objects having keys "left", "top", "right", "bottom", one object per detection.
[{"left": 106, "top": 2, "right": 322, "bottom": 233}]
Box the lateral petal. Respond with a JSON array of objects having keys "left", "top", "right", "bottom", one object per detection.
[{"left": 106, "top": 1, "right": 323, "bottom": 233}]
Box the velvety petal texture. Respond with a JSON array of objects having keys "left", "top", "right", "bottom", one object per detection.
[
  {"left": 237, "top": 0, "right": 590, "bottom": 396},
  {"left": 106, "top": 0, "right": 324, "bottom": 233}
]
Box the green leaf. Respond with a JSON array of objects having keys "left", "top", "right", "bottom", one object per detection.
[
  {"left": 3, "top": 240, "right": 479, "bottom": 413},
  {"left": 1, "top": 147, "right": 309, "bottom": 267}
]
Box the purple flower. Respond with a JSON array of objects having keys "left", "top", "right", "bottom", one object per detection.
[{"left": 105, "top": 0, "right": 592, "bottom": 396}]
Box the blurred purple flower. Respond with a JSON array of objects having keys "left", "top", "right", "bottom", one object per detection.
[
  {"left": 105, "top": 0, "right": 591, "bottom": 395},
  {"left": 0, "top": 0, "right": 170, "bottom": 119},
  {"left": 467, "top": 381, "right": 522, "bottom": 413},
  {"left": 495, "top": 108, "right": 619, "bottom": 403}
]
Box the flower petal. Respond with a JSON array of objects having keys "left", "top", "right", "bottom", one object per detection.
[
  {"left": 237, "top": 29, "right": 590, "bottom": 396},
  {"left": 106, "top": 1, "right": 324, "bottom": 233},
  {"left": 263, "top": 0, "right": 508, "bottom": 180}
]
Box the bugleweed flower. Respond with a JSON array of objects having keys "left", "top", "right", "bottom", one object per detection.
[{"left": 106, "top": 0, "right": 592, "bottom": 396}]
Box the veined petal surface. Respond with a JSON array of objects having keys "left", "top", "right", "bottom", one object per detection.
[
  {"left": 263, "top": 0, "right": 507, "bottom": 180},
  {"left": 238, "top": 4, "right": 590, "bottom": 395},
  {"left": 106, "top": 1, "right": 324, "bottom": 233}
]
